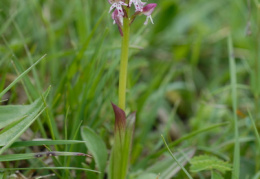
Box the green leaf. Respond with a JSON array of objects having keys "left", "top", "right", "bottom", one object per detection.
[
  {"left": 248, "top": 110, "right": 260, "bottom": 152},
  {"left": 10, "top": 140, "right": 85, "bottom": 148},
  {"left": 81, "top": 126, "right": 108, "bottom": 179},
  {"left": 0, "top": 54, "right": 46, "bottom": 99},
  {"left": 161, "top": 135, "right": 193, "bottom": 179},
  {"left": 190, "top": 155, "right": 232, "bottom": 174},
  {"left": 228, "top": 35, "right": 240, "bottom": 179},
  {"left": 211, "top": 171, "right": 224, "bottom": 179},
  {"left": 0, "top": 167, "right": 99, "bottom": 173},
  {"left": 109, "top": 104, "right": 136, "bottom": 179},
  {"left": 0, "top": 87, "right": 50, "bottom": 154},
  {"left": 134, "top": 173, "right": 158, "bottom": 179},
  {"left": 152, "top": 122, "right": 229, "bottom": 158},
  {"left": 0, "top": 105, "right": 31, "bottom": 129}
]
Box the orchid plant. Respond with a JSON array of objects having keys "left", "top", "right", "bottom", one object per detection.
[{"left": 107, "top": 0, "right": 157, "bottom": 179}]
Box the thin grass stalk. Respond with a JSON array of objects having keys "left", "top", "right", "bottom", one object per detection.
[
  {"left": 161, "top": 135, "right": 193, "bottom": 179},
  {"left": 228, "top": 35, "right": 240, "bottom": 179},
  {"left": 254, "top": 0, "right": 260, "bottom": 128},
  {"left": 248, "top": 109, "right": 260, "bottom": 171}
]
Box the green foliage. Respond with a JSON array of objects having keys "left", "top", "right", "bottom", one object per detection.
[
  {"left": 134, "top": 173, "right": 159, "bottom": 179},
  {"left": 10, "top": 140, "right": 85, "bottom": 148},
  {"left": 0, "top": 55, "right": 46, "bottom": 99},
  {"left": 190, "top": 155, "right": 232, "bottom": 174},
  {"left": 109, "top": 105, "right": 136, "bottom": 179},
  {"left": 81, "top": 126, "right": 108, "bottom": 179},
  {"left": 0, "top": 88, "right": 50, "bottom": 154},
  {"left": 228, "top": 35, "right": 240, "bottom": 179},
  {"left": 161, "top": 135, "right": 193, "bottom": 179},
  {"left": 0, "top": 167, "right": 99, "bottom": 173},
  {"left": 0, "top": 0, "right": 260, "bottom": 178},
  {"left": 0, "top": 152, "right": 90, "bottom": 162},
  {"left": 143, "top": 148, "right": 195, "bottom": 179},
  {"left": 212, "top": 171, "right": 224, "bottom": 179}
]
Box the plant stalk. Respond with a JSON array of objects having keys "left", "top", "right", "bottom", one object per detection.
[
  {"left": 254, "top": 0, "right": 260, "bottom": 171},
  {"left": 118, "top": 3, "right": 130, "bottom": 111}
]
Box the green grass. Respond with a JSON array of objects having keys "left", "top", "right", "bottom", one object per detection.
[{"left": 0, "top": 0, "right": 259, "bottom": 178}]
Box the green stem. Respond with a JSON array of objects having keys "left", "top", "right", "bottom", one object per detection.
[
  {"left": 118, "top": 4, "right": 130, "bottom": 111},
  {"left": 228, "top": 36, "right": 240, "bottom": 179},
  {"left": 255, "top": 1, "right": 260, "bottom": 171}
]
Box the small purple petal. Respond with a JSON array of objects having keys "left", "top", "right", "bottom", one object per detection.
[
  {"left": 112, "top": 10, "right": 124, "bottom": 36},
  {"left": 142, "top": 3, "right": 157, "bottom": 25},
  {"left": 108, "top": 1, "right": 128, "bottom": 16},
  {"left": 142, "top": 3, "right": 157, "bottom": 16},
  {"left": 129, "top": 0, "right": 146, "bottom": 12},
  {"left": 108, "top": 0, "right": 125, "bottom": 4}
]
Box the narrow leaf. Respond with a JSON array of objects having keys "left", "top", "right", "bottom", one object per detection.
[
  {"left": 161, "top": 135, "right": 193, "bottom": 179},
  {"left": 145, "top": 148, "right": 195, "bottom": 179},
  {"left": 228, "top": 35, "right": 240, "bottom": 179},
  {"left": 0, "top": 151, "right": 90, "bottom": 162},
  {"left": 0, "top": 167, "right": 99, "bottom": 173},
  {"left": 0, "top": 87, "right": 50, "bottom": 154},
  {"left": 151, "top": 122, "right": 228, "bottom": 158},
  {"left": 0, "top": 54, "right": 46, "bottom": 98},
  {"left": 81, "top": 126, "right": 108, "bottom": 179},
  {"left": 10, "top": 140, "right": 85, "bottom": 148}
]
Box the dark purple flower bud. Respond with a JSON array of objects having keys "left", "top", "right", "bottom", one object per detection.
[{"left": 111, "top": 103, "right": 126, "bottom": 132}]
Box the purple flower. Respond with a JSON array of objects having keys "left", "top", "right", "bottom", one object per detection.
[
  {"left": 129, "top": 0, "right": 146, "bottom": 12},
  {"left": 107, "top": 0, "right": 157, "bottom": 35},
  {"left": 112, "top": 9, "right": 123, "bottom": 26},
  {"left": 142, "top": 3, "right": 157, "bottom": 25},
  {"left": 112, "top": 9, "right": 123, "bottom": 36},
  {"left": 108, "top": 0, "right": 128, "bottom": 17}
]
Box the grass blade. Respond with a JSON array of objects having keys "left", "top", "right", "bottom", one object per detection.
[
  {"left": 0, "top": 167, "right": 99, "bottom": 173},
  {"left": 228, "top": 35, "right": 240, "bottom": 179},
  {"left": 161, "top": 135, "right": 193, "bottom": 179},
  {"left": 10, "top": 140, "right": 85, "bottom": 148},
  {"left": 248, "top": 109, "right": 260, "bottom": 171},
  {"left": 0, "top": 54, "right": 46, "bottom": 99},
  {"left": 144, "top": 148, "right": 195, "bottom": 179},
  {"left": 151, "top": 122, "right": 228, "bottom": 158},
  {"left": 0, "top": 87, "right": 50, "bottom": 154},
  {"left": 0, "top": 108, "right": 45, "bottom": 154},
  {"left": 0, "top": 151, "right": 91, "bottom": 162},
  {"left": 248, "top": 110, "right": 260, "bottom": 150}
]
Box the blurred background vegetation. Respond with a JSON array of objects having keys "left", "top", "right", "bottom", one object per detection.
[{"left": 0, "top": 0, "right": 259, "bottom": 178}]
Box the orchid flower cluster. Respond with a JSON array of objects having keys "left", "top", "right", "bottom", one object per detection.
[{"left": 108, "top": 0, "right": 157, "bottom": 35}]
